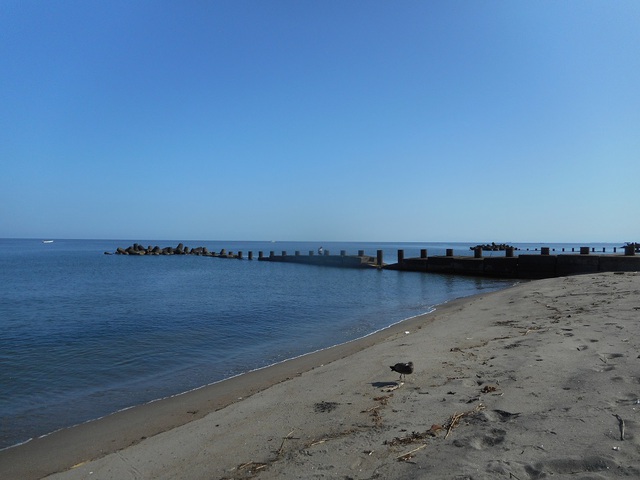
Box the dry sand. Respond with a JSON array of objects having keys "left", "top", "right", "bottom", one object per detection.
[{"left": 2, "top": 271, "right": 640, "bottom": 479}]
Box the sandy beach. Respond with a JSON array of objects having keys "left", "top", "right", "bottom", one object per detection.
[{"left": 2, "top": 271, "right": 640, "bottom": 479}]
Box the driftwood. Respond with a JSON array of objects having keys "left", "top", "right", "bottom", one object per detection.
[
  {"left": 445, "top": 403, "right": 486, "bottom": 439},
  {"left": 613, "top": 414, "right": 625, "bottom": 441},
  {"left": 387, "top": 403, "right": 486, "bottom": 453},
  {"left": 306, "top": 427, "right": 358, "bottom": 448},
  {"left": 233, "top": 461, "right": 268, "bottom": 474},
  {"left": 396, "top": 444, "right": 427, "bottom": 461},
  {"left": 277, "top": 429, "right": 296, "bottom": 456}
]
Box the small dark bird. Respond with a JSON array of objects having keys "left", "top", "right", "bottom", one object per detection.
[{"left": 390, "top": 361, "right": 414, "bottom": 381}]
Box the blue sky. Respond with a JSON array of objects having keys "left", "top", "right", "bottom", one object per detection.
[{"left": 1, "top": 1, "right": 638, "bottom": 242}]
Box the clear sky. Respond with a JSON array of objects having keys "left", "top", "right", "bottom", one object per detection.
[{"left": 1, "top": 1, "right": 639, "bottom": 242}]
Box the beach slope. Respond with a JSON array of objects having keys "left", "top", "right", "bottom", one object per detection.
[{"left": 3, "top": 272, "right": 640, "bottom": 479}]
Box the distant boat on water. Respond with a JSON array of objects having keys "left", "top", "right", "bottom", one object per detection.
[{"left": 42, "top": 240, "right": 54, "bottom": 244}]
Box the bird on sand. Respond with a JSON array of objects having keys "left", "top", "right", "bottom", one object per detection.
[{"left": 390, "top": 361, "right": 413, "bottom": 382}]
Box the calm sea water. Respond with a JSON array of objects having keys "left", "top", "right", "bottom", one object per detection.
[{"left": 0, "top": 239, "right": 619, "bottom": 449}]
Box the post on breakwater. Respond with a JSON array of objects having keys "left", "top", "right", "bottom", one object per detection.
[
  {"left": 541, "top": 247, "right": 550, "bottom": 255},
  {"left": 420, "top": 249, "right": 428, "bottom": 259},
  {"left": 397, "top": 249, "right": 404, "bottom": 265},
  {"left": 446, "top": 249, "right": 454, "bottom": 257},
  {"left": 377, "top": 250, "right": 383, "bottom": 267},
  {"left": 248, "top": 251, "right": 253, "bottom": 260},
  {"left": 358, "top": 250, "right": 364, "bottom": 256},
  {"left": 625, "top": 245, "right": 636, "bottom": 256},
  {"left": 474, "top": 247, "right": 482, "bottom": 258},
  {"left": 580, "top": 247, "right": 590, "bottom": 255}
]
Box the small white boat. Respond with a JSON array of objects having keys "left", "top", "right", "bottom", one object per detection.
[{"left": 42, "top": 240, "right": 54, "bottom": 244}]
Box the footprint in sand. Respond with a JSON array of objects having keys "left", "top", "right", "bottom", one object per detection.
[
  {"left": 612, "top": 392, "right": 640, "bottom": 406},
  {"left": 452, "top": 428, "right": 507, "bottom": 450},
  {"left": 524, "top": 456, "right": 625, "bottom": 478},
  {"left": 611, "top": 376, "right": 640, "bottom": 384}
]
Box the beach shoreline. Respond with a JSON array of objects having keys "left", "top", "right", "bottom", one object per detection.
[
  {"left": 4, "top": 272, "right": 640, "bottom": 479},
  {"left": 0, "top": 289, "right": 487, "bottom": 479}
]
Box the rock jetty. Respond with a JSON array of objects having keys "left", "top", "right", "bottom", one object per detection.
[
  {"left": 470, "top": 242, "right": 515, "bottom": 251},
  {"left": 111, "top": 243, "right": 239, "bottom": 258}
]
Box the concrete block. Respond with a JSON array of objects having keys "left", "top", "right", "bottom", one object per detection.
[
  {"left": 556, "top": 255, "right": 599, "bottom": 276},
  {"left": 518, "top": 255, "right": 557, "bottom": 278}
]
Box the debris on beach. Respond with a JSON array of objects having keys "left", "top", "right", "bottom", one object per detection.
[
  {"left": 386, "top": 403, "right": 486, "bottom": 451},
  {"left": 381, "top": 382, "right": 402, "bottom": 392},
  {"left": 313, "top": 401, "right": 339, "bottom": 413}
]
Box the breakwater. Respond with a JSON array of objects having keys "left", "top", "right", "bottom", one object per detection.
[
  {"left": 257, "top": 249, "right": 379, "bottom": 268},
  {"left": 110, "top": 243, "right": 639, "bottom": 279},
  {"left": 112, "top": 243, "right": 244, "bottom": 258},
  {"left": 387, "top": 246, "right": 640, "bottom": 279},
  {"left": 111, "top": 243, "right": 380, "bottom": 267}
]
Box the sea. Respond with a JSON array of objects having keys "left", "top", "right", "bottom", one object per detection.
[{"left": 0, "top": 239, "right": 621, "bottom": 450}]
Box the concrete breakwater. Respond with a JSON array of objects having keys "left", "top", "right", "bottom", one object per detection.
[
  {"left": 388, "top": 247, "right": 640, "bottom": 279},
  {"left": 261, "top": 247, "right": 640, "bottom": 278},
  {"left": 257, "top": 249, "right": 379, "bottom": 269},
  {"left": 109, "top": 243, "right": 639, "bottom": 279},
  {"left": 112, "top": 243, "right": 243, "bottom": 258},
  {"left": 110, "top": 244, "right": 381, "bottom": 267}
]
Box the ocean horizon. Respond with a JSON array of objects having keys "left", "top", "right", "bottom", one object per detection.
[{"left": 0, "top": 239, "right": 622, "bottom": 449}]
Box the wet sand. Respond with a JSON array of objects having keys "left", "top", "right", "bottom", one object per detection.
[{"left": 2, "top": 272, "right": 640, "bottom": 479}]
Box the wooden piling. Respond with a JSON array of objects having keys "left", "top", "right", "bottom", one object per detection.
[
  {"left": 541, "top": 247, "right": 550, "bottom": 256},
  {"left": 248, "top": 251, "right": 253, "bottom": 260},
  {"left": 420, "top": 249, "right": 428, "bottom": 258},
  {"left": 474, "top": 247, "right": 482, "bottom": 258},
  {"left": 377, "top": 250, "right": 383, "bottom": 267},
  {"left": 580, "top": 247, "right": 590, "bottom": 255}
]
